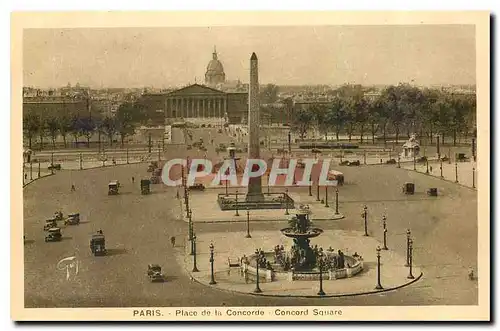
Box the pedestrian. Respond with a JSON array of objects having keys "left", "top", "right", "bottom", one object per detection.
[
  {"left": 170, "top": 236, "right": 176, "bottom": 247},
  {"left": 430, "top": 166, "right": 433, "bottom": 173},
  {"left": 132, "top": 176, "right": 135, "bottom": 183},
  {"left": 71, "top": 184, "right": 76, "bottom": 192},
  {"left": 24, "top": 173, "right": 27, "bottom": 181}
]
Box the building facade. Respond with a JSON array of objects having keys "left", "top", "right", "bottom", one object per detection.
[{"left": 205, "top": 47, "right": 226, "bottom": 86}]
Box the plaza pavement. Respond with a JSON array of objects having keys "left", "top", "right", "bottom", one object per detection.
[
  {"left": 22, "top": 148, "right": 479, "bottom": 307},
  {"left": 178, "top": 230, "right": 422, "bottom": 297}
]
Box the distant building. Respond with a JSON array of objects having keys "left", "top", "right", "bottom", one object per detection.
[{"left": 205, "top": 46, "right": 226, "bottom": 87}]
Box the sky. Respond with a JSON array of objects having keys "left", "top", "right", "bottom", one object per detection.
[{"left": 23, "top": 25, "right": 476, "bottom": 88}]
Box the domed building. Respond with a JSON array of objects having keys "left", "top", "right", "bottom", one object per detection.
[{"left": 205, "top": 47, "right": 226, "bottom": 86}]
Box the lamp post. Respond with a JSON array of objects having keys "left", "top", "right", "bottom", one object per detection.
[
  {"left": 440, "top": 158, "right": 443, "bottom": 178},
  {"left": 192, "top": 234, "right": 199, "bottom": 272},
  {"left": 37, "top": 160, "right": 41, "bottom": 178},
  {"left": 324, "top": 186, "right": 329, "bottom": 208},
  {"left": 309, "top": 183, "right": 312, "bottom": 196},
  {"left": 317, "top": 252, "right": 326, "bottom": 296},
  {"left": 397, "top": 154, "right": 401, "bottom": 168},
  {"left": 335, "top": 188, "right": 340, "bottom": 215},
  {"left": 436, "top": 134, "right": 441, "bottom": 160},
  {"left": 455, "top": 162, "right": 459, "bottom": 183},
  {"left": 30, "top": 161, "right": 33, "bottom": 180},
  {"left": 364, "top": 150, "right": 367, "bottom": 165},
  {"left": 448, "top": 147, "right": 452, "bottom": 164},
  {"left": 382, "top": 215, "right": 388, "bottom": 250},
  {"left": 284, "top": 188, "right": 289, "bottom": 215},
  {"left": 425, "top": 158, "right": 429, "bottom": 174},
  {"left": 267, "top": 173, "right": 270, "bottom": 195},
  {"left": 407, "top": 239, "right": 414, "bottom": 279},
  {"left": 50, "top": 152, "right": 54, "bottom": 174},
  {"left": 405, "top": 229, "right": 411, "bottom": 267},
  {"left": 126, "top": 148, "right": 129, "bottom": 164},
  {"left": 225, "top": 179, "right": 228, "bottom": 196},
  {"left": 254, "top": 249, "right": 262, "bottom": 293},
  {"left": 235, "top": 190, "right": 240, "bottom": 216},
  {"left": 158, "top": 144, "right": 161, "bottom": 162},
  {"left": 209, "top": 243, "right": 216, "bottom": 285},
  {"left": 473, "top": 167, "right": 476, "bottom": 188},
  {"left": 413, "top": 153, "right": 416, "bottom": 171},
  {"left": 245, "top": 208, "right": 252, "bottom": 238},
  {"left": 80, "top": 153, "right": 83, "bottom": 170},
  {"left": 362, "top": 205, "right": 368, "bottom": 236},
  {"left": 316, "top": 183, "right": 320, "bottom": 201},
  {"left": 375, "top": 246, "right": 383, "bottom": 290}
]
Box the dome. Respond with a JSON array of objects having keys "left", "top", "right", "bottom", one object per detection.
[
  {"left": 205, "top": 46, "right": 226, "bottom": 86},
  {"left": 207, "top": 59, "right": 224, "bottom": 73}
]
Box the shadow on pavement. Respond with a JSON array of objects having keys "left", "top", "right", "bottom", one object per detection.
[{"left": 106, "top": 248, "right": 127, "bottom": 256}]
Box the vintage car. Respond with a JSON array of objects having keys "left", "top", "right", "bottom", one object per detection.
[
  {"left": 386, "top": 159, "right": 397, "bottom": 164},
  {"left": 188, "top": 183, "right": 205, "bottom": 191},
  {"left": 147, "top": 264, "right": 164, "bottom": 282},
  {"left": 64, "top": 213, "right": 80, "bottom": 225},
  {"left": 327, "top": 170, "right": 344, "bottom": 186},
  {"left": 54, "top": 211, "right": 64, "bottom": 221},
  {"left": 456, "top": 153, "right": 469, "bottom": 162},
  {"left": 43, "top": 218, "right": 58, "bottom": 231},
  {"left": 90, "top": 233, "right": 106, "bottom": 256},
  {"left": 348, "top": 160, "right": 361, "bottom": 166},
  {"left": 402, "top": 182, "right": 415, "bottom": 195},
  {"left": 427, "top": 188, "right": 438, "bottom": 197},
  {"left": 186, "top": 145, "right": 193, "bottom": 150},
  {"left": 141, "top": 179, "right": 151, "bottom": 195},
  {"left": 48, "top": 163, "right": 61, "bottom": 170},
  {"left": 108, "top": 181, "right": 119, "bottom": 195},
  {"left": 45, "top": 227, "right": 62, "bottom": 242},
  {"left": 416, "top": 156, "right": 428, "bottom": 164}
]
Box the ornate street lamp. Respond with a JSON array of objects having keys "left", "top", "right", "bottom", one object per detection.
[
  {"left": 362, "top": 205, "right": 368, "bottom": 236},
  {"left": 324, "top": 186, "right": 329, "bottom": 208},
  {"left": 407, "top": 239, "right": 415, "bottom": 279},
  {"left": 317, "top": 251, "right": 326, "bottom": 296},
  {"left": 455, "top": 162, "right": 459, "bottom": 183},
  {"left": 405, "top": 229, "right": 411, "bottom": 267},
  {"left": 245, "top": 208, "right": 252, "bottom": 238},
  {"left": 50, "top": 152, "right": 54, "bottom": 174},
  {"left": 30, "top": 161, "right": 33, "bottom": 180},
  {"left": 38, "top": 160, "right": 41, "bottom": 178},
  {"left": 473, "top": 167, "right": 476, "bottom": 189},
  {"left": 375, "top": 246, "right": 383, "bottom": 290},
  {"left": 80, "top": 153, "right": 84, "bottom": 170},
  {"left": 235, "top": 190, "right": 240, "bottom": 216},
  {"left": 425, "top": 158, "right": 429, "bottom": 174},
  {"left": 192, "top": 234, "right": 199, "bottom": 272},
  {"left": 284, "top": 188, "right": 289, "bottom": 215},
  {"left": 413, "top": 153, "right": 416, "bottom": 171},
  {"left": 225, "top": 179, "right": 228, "bottom": 196},
  {"left": 382, "top": 215, "right": 388, "bottom": 250},
  {"left": 335, "top": 188, "right": 340, "bottom": 215},
  {"left": 309, "top": 182, "right": 312, "bottom": 196},
  {"left": 440, "top": 158, "right": 444, "bottom": 178},
  {"left": 126, "top": 148, "right": 129, "bottom": 164},
  {"left": 316, "top": 183, "right": 320, "bottom": 202},
  {"left": 254, "top": 249, "right": 262, "bottom": 293},
  {"left": 209, "top": 243, "right": 216, "bottom": 285}
]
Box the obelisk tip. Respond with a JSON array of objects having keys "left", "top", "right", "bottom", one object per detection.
[{"left": 251, "top": 52, "right": 258, "bottom": 60}]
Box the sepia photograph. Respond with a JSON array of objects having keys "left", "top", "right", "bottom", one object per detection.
[{"left": 11, "top": 11, "right": 490, "bottom": 321}]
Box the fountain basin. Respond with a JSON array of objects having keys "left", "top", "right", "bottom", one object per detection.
[{"left": 280, "top": 227, "right": 324, "bottom": 239}]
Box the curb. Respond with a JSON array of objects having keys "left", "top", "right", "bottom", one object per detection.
[
  {"left": 181, "top": 251, "right": 423, "bottom": 298},
  {"left": 22, "top": 173, "right": 55, "bottom": 188}
]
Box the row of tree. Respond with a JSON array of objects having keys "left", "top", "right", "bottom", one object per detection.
[
  {"left": 291, "top": 83, "right": 476, "bottom": 145},
  {"left": 23, "top": 102, "right": 143, "bottom": 149}
]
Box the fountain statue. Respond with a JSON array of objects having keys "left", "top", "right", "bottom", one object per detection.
[{"left": 280, "top": 204, "right": 324, "bottom": 271}]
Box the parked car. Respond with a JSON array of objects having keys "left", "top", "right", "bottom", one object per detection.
[
  {"left": 189, "top": 183, "right": 205, "bottom": 191},
  {"left": 43, "top": 218, "right": 58, "bottom": 231},
  {"left": 108, "top": 181, "right": 119, "bottom": 195},
  {"left": 45, "top": 227, "right": 62, "bottom": 242},
  {"left": 64, "top": 213, "right": 80, "bottom": 226},
  {"left": 90, "top": 232, "right": 106, "bottom": 256}
]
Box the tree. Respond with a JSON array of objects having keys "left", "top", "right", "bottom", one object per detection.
[
  {"left": 46, "top": 116, "right": 59, "bottom": 149},
  {"left": 115, "top": 102, "right": 139, "bottom": 147},
  {"left": 58, "top": 113, "right": 73, "bottom": 148},
  {"left": 367, "top": 98, "right": 381, "bottom": 144},
  {"left": 23, "top": 112, "right": 40, "bottom": 150},
  {"left": 326, "top": 97, "right": 346, "bottom": 141},
  {"left": 79, "top": 115, "right": 96, "bottom": 147},
  {"left": 291, "top": 108, "right": 314, "bottom": 140},
  {"left": 101, "top": 116, "right": 117, "bottom": 146},
  {"left": 70, "top": 115, "right": 83, "bottom": 146},
  {"left": 342, "top": 98, "right": 357, "bottom": 142},
  {"left": 311, "top": 104, "right": 329, "bottom": 140},
  {"left": 353, "top": 96, "right": 369, "bottom": 144},
  {"left": 259, "top": 84, "right": 280, "bottom": 104}
]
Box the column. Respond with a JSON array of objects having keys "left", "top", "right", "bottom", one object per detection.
[
  {"left": 218, "top": 98, "right": 222, "bottom": 118},
  {"left": 191, "top": 98, "right": 195, "bottom": 119},
  {"left": 224, "top": 98, "right": 227, "bottom": 121},
  {"left": 208, "top": 99, "right": 212, "bottom": 118},
  {"left": 180, "top": 98, "right": 184, "bottom": 118},
  {"left": 197, "top": 98, "right": 200, "bottom": 118},
  {"left": 202, "top": 99, "right": 206, "bottom": 118}
]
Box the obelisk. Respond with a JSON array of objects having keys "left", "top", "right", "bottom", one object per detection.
[{"left": 246, "top": 52, "right": 264, "bottom": 202}]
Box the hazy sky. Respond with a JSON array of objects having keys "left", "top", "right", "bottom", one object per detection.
[{"left": 23, "top": 25, "right": 476, "bottom": 88}]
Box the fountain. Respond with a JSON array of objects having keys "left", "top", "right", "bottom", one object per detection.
[{"left": 280, "top": 205, "right": 323, "bottom": 270}]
